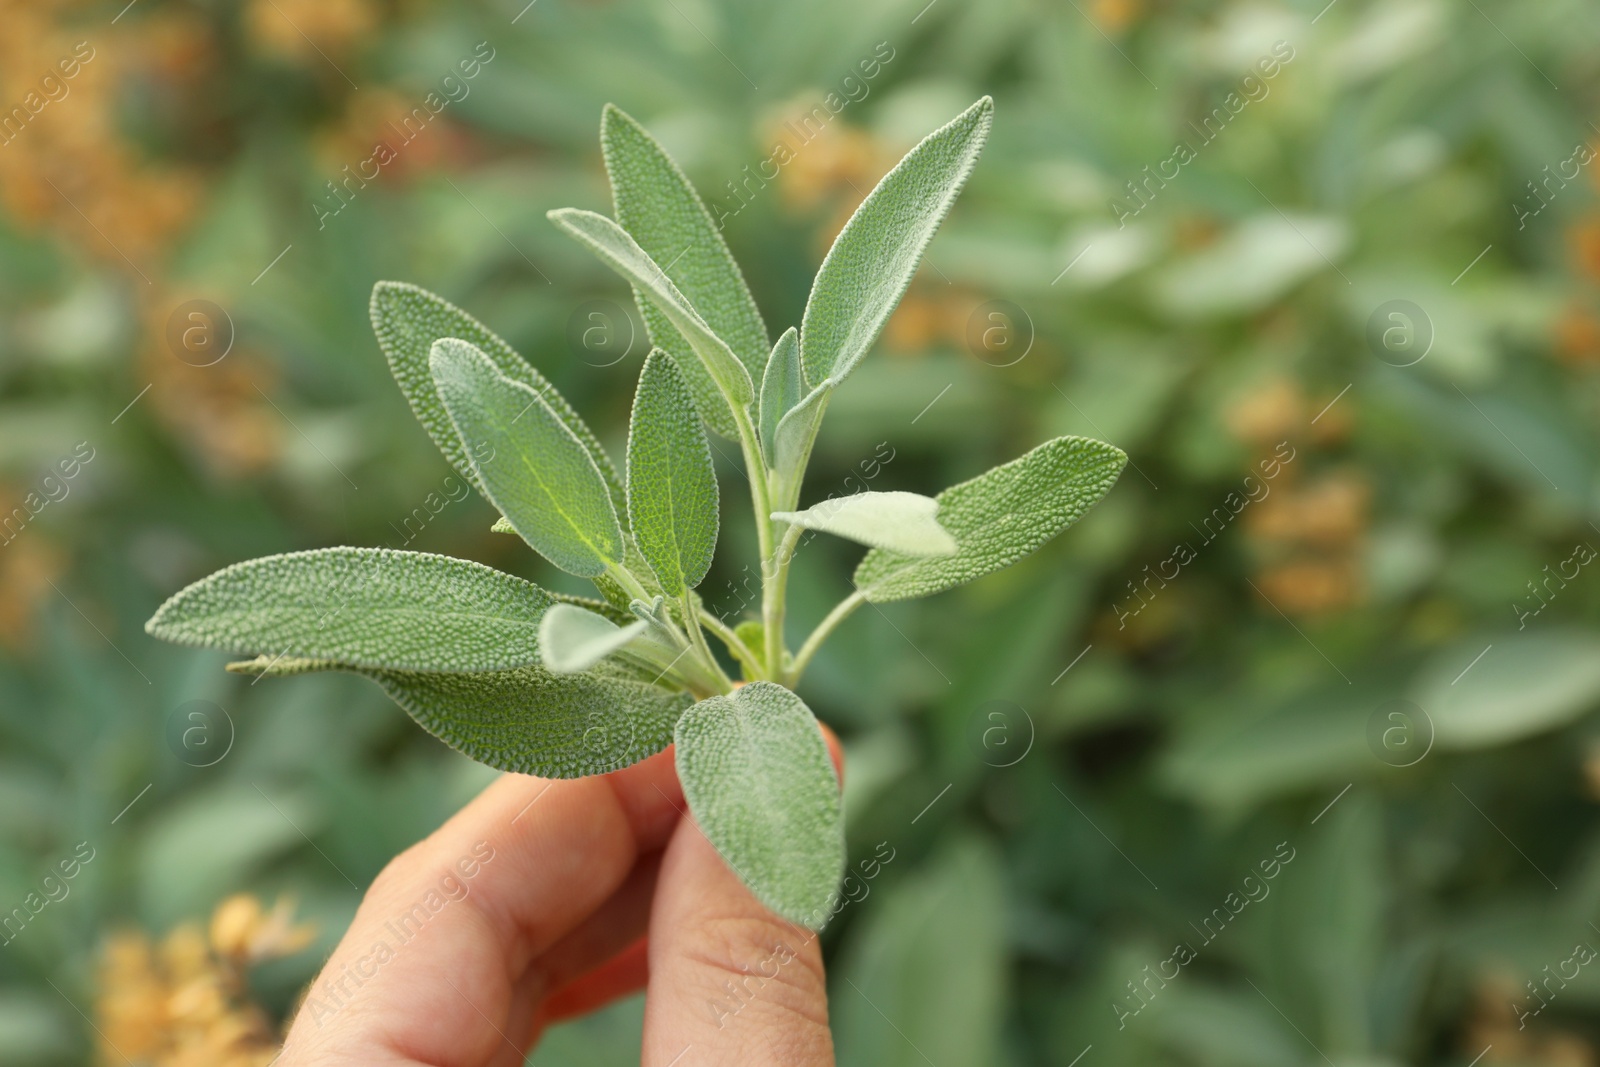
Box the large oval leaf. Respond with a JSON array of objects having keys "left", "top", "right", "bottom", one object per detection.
[
  {"left": 853, "top": 436, "right": 1125, "bottom": 603},
  {"left": 145, "top": 547, "right": 553, "bottom": 672},
  {"left": 627, "top": 350, "right": 720, "bottom": 594},
  {"left": 369, "top": 281, "right": 625, "bottom": 518},
  {"left": 431, "top": 338, "right": 623, "bottom": 578},
  {"left": 603, "top": 105, "right": 770, "bottom": 423},
  {"left": 230, "top": 656, "right": 691, "bottom": 778},
  {"left": 1411, "top": 630, "right": 1600, "bottom": 748},
  {"left": 800, "top": 97, "right": 993, "bottom": 389},
  {"left": 675, "top": 682, "right": 844, "bottom": 927}
]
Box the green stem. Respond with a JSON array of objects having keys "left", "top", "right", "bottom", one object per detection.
[
  {"left": 763, "top": 520, "right": 806, "bottom": 680},
  {"left": 680, "top": 590, "right": 733, "bottom": 692},
  {"left": 727, "top": 403, "right": 781, "bottom": 680},
  {"left": 787, "top": 588, "right": 867, "bottom": 685},
  {"left": 698, "top": 608, "right": 764, "bottom": 680}
]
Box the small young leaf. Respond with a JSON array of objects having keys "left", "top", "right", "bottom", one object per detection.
[
  {"left": 602, "top": 105, "right": 770, "bottom": 398},
  {"left": 628, "top": 350, "right": 720, "bottom": 595},
  {"left": 146, "top": 547, "right": 553, "bottom": 672},
  {"left": 758, "top": 327, "right": 803, "bottom": 460},
  {"left": 771, "top": 380, "right": 832, "bottom": 509},
  {"left": 800, "top": 98, "right": 993, "bottom": 389},
  {"left": 853, "top": 436, "right": 1126, "bottom": 603},
  {"left": 369, "top": 281, "right": 625, "bottom": 517},
  {"left": 547, "top": 208, "right": 755, "bottom": 434},
  {"left": 675, "top": 682, "right": 844, "bottom": 927},
  {"left": 229, "top": 656, "right": 692, "bottom": 778},
  {"left": 774, "top": 491, "right": 957, "bottom": 558},
  {"left": 539, "top": 602, "right": 650, "bottom": 674},
  {"left": 431, "top": 338, "right": 623, "bottom": 578}
]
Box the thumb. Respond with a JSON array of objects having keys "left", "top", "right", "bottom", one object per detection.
[{"left": 640, "top": 818, "right": 834, "bottom": 1066}]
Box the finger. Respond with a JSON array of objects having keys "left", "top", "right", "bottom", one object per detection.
[
  {"left": 640, "top": 821, "right": 834, "bottom": 1067},
  {"left": 280, "top": 748, "right": 685, "bottom": 1066}
]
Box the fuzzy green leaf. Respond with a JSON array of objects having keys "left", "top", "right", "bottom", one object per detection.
[
  {"left": 369, "top": 281, "right": 625, "bottom": 518},
  {"left": 230, "top": 656, "right": 691, "bottom": 778},
  {"left": 627, "top": 350, "right": 720, "bottom": 595},
  {"left": 539, "top": 603, "right": 650, "bottom": 674},
  {"left": 800, "top": 98, "right": 993, "bottom": 389},
  {"left": 431, "top": 338, "right": 623, "bottom": 578},
  {"left": 547, "top": 208, "right": 754, "bottom": 433},
  {"left": 146, "top": 547, "right": 553, "bottom": 672},
  {"left": 675, "top": 682, "right": 844, "bottom": 927},
  {"left": 759, "top": 327, "right": 803, "bottom": 460},
  {"left": 602, "top": 105, "right": 769, "bottom": 413},
  {"left": 774, "top": 491, "right": 956, "bottom": 558},
  {"left": 853, "top": 436, "right": 1126, "bottom": 603},
  {"left": 771, "top": 380, "right": 832, "bottom": 509}
]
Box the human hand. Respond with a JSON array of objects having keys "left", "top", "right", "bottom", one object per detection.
[{"left": 277, "top": 743, "right": 838, "bottom": 1066}]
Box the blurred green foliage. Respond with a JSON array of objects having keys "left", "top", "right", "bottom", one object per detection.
[{"left": 5, "top": 0, "right": 1600, "bottom": 1064}]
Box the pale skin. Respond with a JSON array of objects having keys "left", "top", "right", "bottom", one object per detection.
[{"left": 277, "top": 738, "right": 842, "bottom": 1067}]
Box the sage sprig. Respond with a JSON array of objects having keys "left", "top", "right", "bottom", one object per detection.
[{"left": 145, "top": 97, "right": 1126, "bottom": 926}]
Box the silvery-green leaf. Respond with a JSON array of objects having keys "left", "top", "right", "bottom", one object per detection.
[
  {"left": 431, "top": 338, "right": 623, "bottom": 578},
  {"left": 627, "top": 350, "right": 719, "bottom": 595},
  {"left": 547, "top": 208, "right": 754, "bottom": 433},
  {"left": 675, "top": 682, "right": 844, "bottom": 927},
  {"left": 759, "top": 327, "right": 803, "bottom": 460},
  {"left": 369, "top": 281, "right": 625, "bottom": 518},
  {"left": 232, "top": 655, "right": 690, "bottom": 778},
  {"left": 602, "top": 105, "right": 769, "bottom": 413},
  {"left": 771, "top": 380, "right": 832, "bottom": 509},
  {"left": 854, "top": 436, "right": 1125, "bottom": 603},
  {"left": 774, "top": 491, "right": 956, "bottom": 558},
  {"left": 146, "top": 547, "right": 552, "bottom": 672},
  {"left": 539, "top": 602, "right": 650, "bottom": 674},
  {"left": 800, "top": 98, "right": 993, "bottom": 389}
]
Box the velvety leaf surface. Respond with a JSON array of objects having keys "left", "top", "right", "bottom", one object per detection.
[
  {"left": 547, "top": 207, "right": 755, "bottom": 433},
  {"left": 627, "top": 350, "right": 720, "bottom": 595},
  {"left": 538, "top": 602, "right": 649, "bottom": 674},
  {"left": 774, "top": 490, "right": 956, "bottom": 557},
  {"left": 772, "top": 380, "right": 832, "bottom": 507},
  {"left": 369, "top": 281, "right": 625, "bottom": 517},
  {"left": 853, "top": 436, "right": 1126, "bottom": 603},
  {"left": 602, "top": 104, "right": 769, "bottom": 400},
  {"left": 431, "top": 338, "right": 623, "bottom": 578},
  {"left": 800, "top": 98, "right": 993, "bottom": 389},
  {"left": 759, "top": 327, "right": 803, "bottom": 461},
  {"left": 675, "top": 682, "right": 844, "bottom": 926},
  {"left": 231, "top": 655, "right": 691, "bottom": 778},
  {"left": 146, "top": 547, "right": 552, "bottom": 672}
]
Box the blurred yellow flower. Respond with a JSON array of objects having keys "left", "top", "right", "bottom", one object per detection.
[{"left": 95, "top": 895, "right": 313, "bottom": 1067}]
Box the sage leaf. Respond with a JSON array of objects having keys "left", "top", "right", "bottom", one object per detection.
[
  {"left": 771, "top": 380, "right": 832, "bottom": 509},
  {"left": 602, "top": 104, "right": 769, "bottom": 409},
  {"left": 539, "top": 602, "right": 650, "bottom": 674},
  {"left": 675, "top": 682, "right": 844, "bottom": 927},
  {"left": 853, "top": 436, "right": 1125, "bottom": 603},
  {"left": 800, "top": 97, "right": 993, "bottom": 389},
  {"left": 369, "top": 281, "right": 625, "bottom": 518},
  {"left": 627, "top": 350, "right": 720, "bottom": 595},
  {"left": 146, "top": 547, "right": 553, "bottom": 672},
  {"left": 758, "top": 327, "right": 803, "bottom": 460},
  {"left": 431, "top": 338, "right": 623, "bottom": 578},
  {"left": 230, "top": 656, "right": 691, "bottom": 779},
  {"left": 547, "top": 208, "right": 755, "bottom": 433},
  {"left": 774, "top": 491, "right": 956, "bottom": 558}
]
